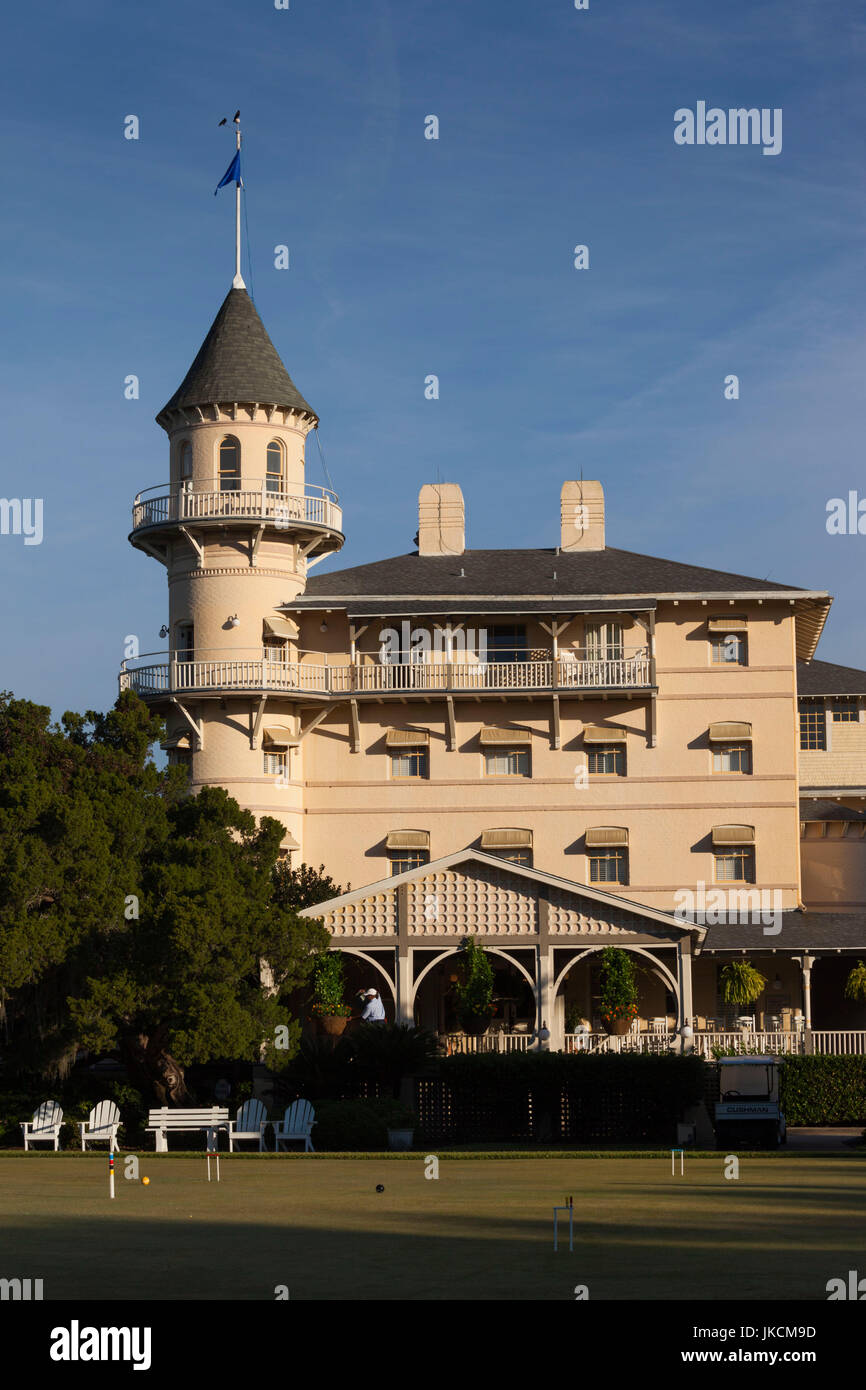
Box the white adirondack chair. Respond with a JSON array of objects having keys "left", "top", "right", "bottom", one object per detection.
[
  {"left": 21, "top": 1101, "right": 64, "bottom": 1151},
  {"left": 79, "top": 1100, "right": 121, "bottom": 1151},
  {"left": 227, "top": 1099, "right": 269, "bottom": 1152},
  {"left": 272, "top": 1100, "right": 316, "bottom": 1153}
]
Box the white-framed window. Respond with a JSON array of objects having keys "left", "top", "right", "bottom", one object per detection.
[
  {"left": 799, "top": 706, "right": 826, "bottom": 750},
  {"left": 264, "top": 642, "right": 288, "bottom": 664},
  {"left": 588, "top": 743, "right": 625, "bottom": 776},
  {"left": 179, "top": 440, "right": 192, "bottom": 479},
  {"left": 219, "top": 436, "right": 241, "bottom": 492},
  {"left": 264, "top": 751, "right": 287, "bottom": 777},
  {"left": 585, "top": 621, "right": 624, "bottom": 659},
  {"left": 484, "top": 748, "right": 530, "bottom": 777},
  {"left": 714, "top": 848, "right": 755, "bottom": 883},
  {"left": 832, "top": 699, "right": 859, "bottom": 722},
  {"left": 489, "top": 848, "right": 533, "bottom": 866},
  {"left": 390, "top": 749, "right": 428, "bottom": 779},
  {"left": 389, "top": 849, "right": 429, "bottom": 875},
  {"left": 266, "top": 439, "right": 285, "bottom": 493},
  {"left": 712, "top": 743, "right": 752, "bottom": 774},
  {"left": 711, "top": 633, "right": 747, "bottom": 665},
  {"left": 168, "top": 749, "right": 192, "bottom": 774},
  {"left": 589, "top": 848, "right": 628, "bottom": 885}
]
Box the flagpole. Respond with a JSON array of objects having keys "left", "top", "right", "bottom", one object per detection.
[{"left": 233, "top": 122, "right": 245, "bottom": 289}]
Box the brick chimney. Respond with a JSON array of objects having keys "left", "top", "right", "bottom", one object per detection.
[
  {"left": 418, "top": 483, "right": 465, "bottom": 556},
  {"left": 560, "top": 480, "right": 605, "bottom": 552}
]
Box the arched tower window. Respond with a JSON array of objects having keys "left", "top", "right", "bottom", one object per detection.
[
  {"left": 266, "top": 439, "right": 285, "bottom": 494},
  {"left": 219, "top": 437, "right": 241, "bottom": 492},
  {"left": 179, "top": 441, "right": 192, "bottom": 480}
]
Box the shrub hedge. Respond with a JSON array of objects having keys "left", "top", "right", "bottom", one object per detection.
[
  {"left": 780, "top": 1056, "right": 866, "bottom": 1125},
  {"left": 421, "top": 1053, "right": 707, "bottom": 1143}
]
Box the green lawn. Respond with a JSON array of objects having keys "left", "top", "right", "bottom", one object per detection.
[{"left": 2, "top": 1154, "right": 864, "bottom": 1300}]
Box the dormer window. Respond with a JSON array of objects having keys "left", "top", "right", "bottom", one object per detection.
[
  {"left": 219, "top": 437, "right": 241, "bottom": 492},
  {"left": 266, "top": 440, "right": 285, "bottom": 493},
  {"left": 180, "top": 441, "right": 192, "bottom": 480}
]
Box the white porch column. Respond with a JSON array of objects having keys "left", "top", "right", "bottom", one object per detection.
[
  {"left": 395, "top": 884, "right": 414, "bottom": 1026},
  {"left": 677, "top": 939, "right": 695, "bottom": 1054},
  {"left": 396, "top": 948, "right": 413, "bottom": 1026},
  {"left": 535, "top": 944, "right": 554, "bottom": 1051}
]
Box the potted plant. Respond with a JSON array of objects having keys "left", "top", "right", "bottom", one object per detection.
[
  {"left": 309, "top": 952, "right": 352, "bottom": 1036},
  {"left": 844, "top": 960, "right": 866, "bottom": 1002},
  {"left": 597, "top": 947, "right": 639, "bottom": 1035},
  {"left": 372, "top": 1099, "right": 417, "bottom": 1151},
  {"left": 453, "top": 936, "right": 495, "bottom": 1034},
  {"left": 719, "top": 960, "right": 767, "bottom": 1013}
]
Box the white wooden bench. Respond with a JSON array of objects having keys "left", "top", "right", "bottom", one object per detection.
[
  {"left": 21, "top": 1100, "right": 64, "bottom": 1151},
  {"left": 79, "top": 1100, "right": 121, "bottom": 1151},
  {"left": 272, "top": 1100, "right": 316, "bottom": 1153},
  {"left": 146, "top": 1107, "right": 230, "bottom": 1153}
]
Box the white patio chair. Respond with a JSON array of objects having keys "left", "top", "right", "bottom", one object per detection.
[
  {"left": 272, "top": 1100, "right": 316, "bottom": 1153},
  {"left": 21, "top": 1100, "right": 64, "bottom": 1151},
  {"left": 227, "top": 1098, "right": 269, "bottom": 1152},
  {"left": 79, "top": 1100, "right": 121, "bottom": 1150}
]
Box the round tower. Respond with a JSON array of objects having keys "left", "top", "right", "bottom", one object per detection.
[{"left": 123, "top": 285, "right": 344, "bottom": 856}]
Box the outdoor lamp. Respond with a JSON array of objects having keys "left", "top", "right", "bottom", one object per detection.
[
  {"left": 320, "top": 620, "right": 328, "bottom": 632},
  {"left": 159, "top": 625, "right": 169, "bottom": 638},
  {"left": 229, "top": 615, "right": 240, "bottom": 627},
  {"left": 680, "top": 1025, "right": 694, "bottom": 1038}
]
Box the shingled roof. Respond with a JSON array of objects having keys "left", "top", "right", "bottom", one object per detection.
[
  {"left": 797, "top": 658, "right": 866, "bottom": 697},
  {"left": 158, "top": 288, "right": 314, "bottom": 421},
  {"left": 297, "top": 547, "right": 820, "bottom": 601}
]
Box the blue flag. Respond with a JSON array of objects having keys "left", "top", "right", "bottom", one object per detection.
[{"left": 215, "top": 150, "right": 242, "bottom": 195}]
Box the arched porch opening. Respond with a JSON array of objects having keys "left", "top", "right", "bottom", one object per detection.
[{"left": 413, "top": 946, "right": 536, "bottom": 1036}]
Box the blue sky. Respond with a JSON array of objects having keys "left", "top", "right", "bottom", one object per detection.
[{"left": 2, "top": 0, "right": 865, "bottom": 716}]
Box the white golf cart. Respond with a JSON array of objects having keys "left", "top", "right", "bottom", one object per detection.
[{"left": 714, "top": 1056, "right": 787, "bottom": 1149}]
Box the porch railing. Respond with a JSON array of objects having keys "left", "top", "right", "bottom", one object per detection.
[
  {"left": 563, "top": 1032, "right": 675, "bottom": 1055},
  {"left": 131, "top": 481, "right": 343, "bottom": 535},
  {"left": 811, "top": 1030, "right": 866, "bottom": 1055},
  {"left": 438, "top": 1033, "right": 532, "bottom": 1054},
  {"left": 119, "top": 649, "right": 652, "bottom": 698}
]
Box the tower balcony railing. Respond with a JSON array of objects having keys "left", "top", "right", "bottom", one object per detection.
[
  {"left": 118, "top": 647, "right": 652, "bottom": 697},
  {"left": 130, "top": 481, "right": 342, "bottom": 535}
]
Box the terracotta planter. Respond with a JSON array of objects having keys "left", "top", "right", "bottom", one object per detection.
[
  {"left": 603, "top": 1016, "right": 632, "bottom": 1036},
  {"left": 318, "top": 1014, "right": 349, "bottom": 1037},
  {"left": 460, "top": 1013, "right": 492, "bottom": 1036}
]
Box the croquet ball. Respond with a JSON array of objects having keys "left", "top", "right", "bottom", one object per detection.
[
  {"left": 376, "top": 1184, "right": 384, "bottom": 1193},
  {"left": 142, "top": 1176, "right": 150, "bottom": 1186}
]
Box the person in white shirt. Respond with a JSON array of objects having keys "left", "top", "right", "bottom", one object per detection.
[{"left": 358, "top": 989, "right": 386, "bottom": 1023}]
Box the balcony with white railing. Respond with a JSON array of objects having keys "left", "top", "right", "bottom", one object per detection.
[
  {"left": 118, "top": 647, "right": 654, "bottom": 699},
  {"left": 130, "top": 480, "right": 343, "bottom": 539}
]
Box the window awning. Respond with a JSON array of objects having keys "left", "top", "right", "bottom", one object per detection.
[
  {"left": 712, "top": 824, "right": 755, "bottom": 846},
  {"left": 160, "top": 731, "right": 190, "bottom": 750},
  {"left": 479, "top": 726, "right": 532, "bottom": 745},
  {"left": 281, "top": 834, "right": 300, "bottom": 851},
  {"left": 263, "top": 615, "right": 299, "bottom": 640},
  {"left": 480, "top": 828, "right": 533, "bottom": 850},
  {"left": 263, "top": 727, "right": 299, "bottom": 748},
  {"left": 582, "top": 725, "right": 627, "bottom": 744},
  {"left": 386, "top": 830, "right": 430, "bottom": 850},
  {"left": 385, "top": 728, "right": 429, "bottom": 747},
  {"left": 708, "top": 617, "right": 748, "bottom": 633},
  {"left": 585, "top": 826, "right": 629, "bottom": 848},
  {"left": 708, "top": 722, "right": 752, "bottom": 742}
]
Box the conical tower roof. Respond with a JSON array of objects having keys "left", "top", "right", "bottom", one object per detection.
[{"left": 158, "top": 287, "right": 315, "bottom": 422}]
